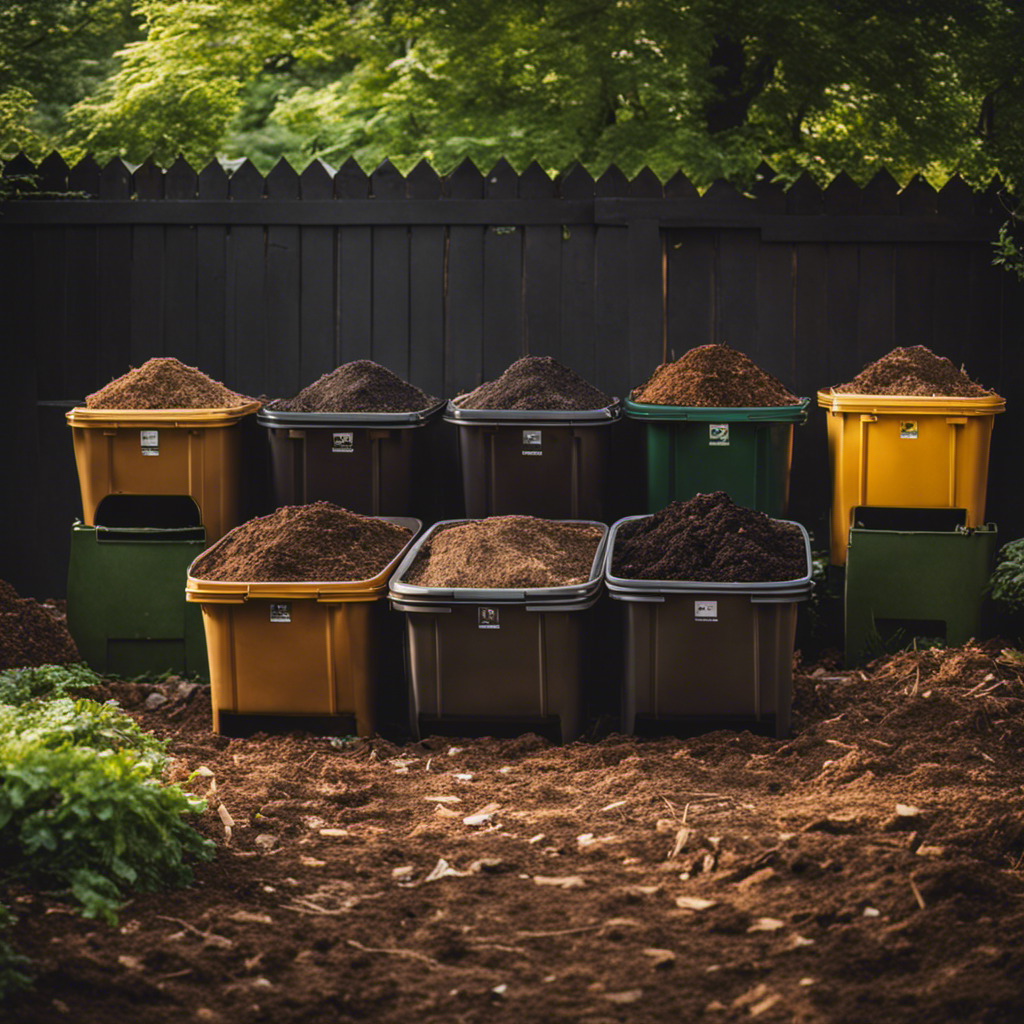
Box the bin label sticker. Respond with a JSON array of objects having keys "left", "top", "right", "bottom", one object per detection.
[
  {"left": 709, "top": 424, "right": 730, "bottom": 447},
  {"left": 140, "top": 429, "right": 159, "bottom": 455},
  {"left": 900, "top": 420, "right": 918, "bottom": 439},
  {"left": 270, "top": 602, "right": 291, "bottom": 623},
  {"left": 332, "top": 432, "right": 354, "bottom": 454},
  {"left": 695, "top": 600, "right": 718, "bottom": 622},
  {"left": 478, "top": 607, "right": 500, "bottom": 629},
  {"left": 522, "top": 430, "right": 543, "bottom": 456}
]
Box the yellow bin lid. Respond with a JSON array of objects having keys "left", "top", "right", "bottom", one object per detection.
[
  {"left": 67, "top": 400, "right": 263, "bottom": 429},
  {"left": 816, "top": 389, "right": 1005, "bottom": 416},
  {"left": 186, "top": 516, "right": 422, "bottom": 604}
]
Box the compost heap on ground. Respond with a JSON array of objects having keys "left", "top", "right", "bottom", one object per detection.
[
  {"left": 831, "top": 344, "right": 993, "bottom": 397},
  {"left": 0, "top": 579, "right": 80, "bottom": 670},
  {"left": 453, "top": 356, "right": 611, "bottom": 411},
  {"left": 265, "top": 361, "right": 437, "bottom": 414},
  {"left": 85, "top": 357, "right": 253, "bottom": 410},
  {"left": 189, "top": 503, "right": 411, "bottom": 583},
  {"left": 612, "top": 491, "right": 806, "bottom": 582},
  {"left": 404, "top": 516, "right": 602, "bottom": 589},
  {"left": 632, "top": 344, "right": 799, "bottom": 407}
]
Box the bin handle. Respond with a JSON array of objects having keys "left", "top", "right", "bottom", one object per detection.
[
  {"left": 606, "top": 592, "right": 666, "bottom": 603},
  {"left": 389, "top": 600, "right": 453, "bottom": 614},
  {"left": 750, "top": 594, "right": 808, "bottom": 604},
  {"left": 857, "top": 414, "right": 877, "bottom": 507},
  {"left": 946, "top": 417, "right": 966, "bottom": 508}
]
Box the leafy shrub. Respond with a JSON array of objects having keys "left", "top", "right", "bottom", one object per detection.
[
  {"left": 0, "top": 905, "right": 30, "bottom": 1000},
  {"left": 990, "top": 538, "right": 1024, "bottom": 619},
  {"left": 0, "top": 663, "right": 100, "bottom": 706}
]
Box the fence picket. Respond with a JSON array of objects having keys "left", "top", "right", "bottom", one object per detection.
[
  {"left": 298, "top": 159, "right": 336, "bottom": 386},
  {"left": 336, "top": 158, "right": 373, "bottom": 365},
  {"left": 164, "top": 156, "right": 198, "bottom": 368},
  {"left": 197, "top": 160, "right": 229, "bottom": 384},
  {"left": 265, "top": 158, "right": 302, "bottom": 398},
  {"left": 521, "top": 160, "right": 561, "bottom": 362},
  {"left": 482, "top": 158, "right": 523, "bottom": 378},
  {"left": 371, "top": 158, "right": 411, "bottom": 379},
  {"left": 227, "top": 159, "right": 266, "bottom": 395}
]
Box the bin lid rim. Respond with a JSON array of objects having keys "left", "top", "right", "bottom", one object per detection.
[
  {"left": 257, "top": 399, "right": 446, "bottom": 426},
  {"left": 389, "top": 518, "right": 610, "bottom": 600},
  {"left": 624, "top": 396, "right": 809, "bottom": 421},
  {"left": 186, "top": 515, "right": 422, "bottom": 600},
  {"left": 67, "top": 399, "right": 262, "bottom": 425},
  {"left": 603, "top": 514, "right": 814, "bottom": 593},
  {"left": 816, "top": 388, "right": 1006, "bottom": 413},
  {"left": 443, "top": 399, "right": 622, "bottom": 424}
]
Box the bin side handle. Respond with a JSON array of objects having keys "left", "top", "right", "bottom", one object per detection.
[
  {"left": 750, "top": 594, "right": 808, "bottom": 604},
  {"left": 606, "top": 592, "right": 667, "bottom": 603},
  {"left": 390, "top": 600, "right": 453, "bottom": 614},
  {"left": 947, "top": 417, "right": 967, "bottom": 508},
  {"left": 857, "top": 414, "right": 877, "bottom": 507}
]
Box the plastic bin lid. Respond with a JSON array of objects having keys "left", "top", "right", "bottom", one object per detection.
[
  {"left": 67, "top": 400, "right": 262, "bottom": 428},
  {"left": 624, "top": 396, "right": 809, "bottom": 422},
  {"left": 389, "top": 518, "right": 609, "bottom": 603},
  {"left": 816, "top": 389, "right": 1006, "bottom": 415},
  {"left": 443, "top": 399, "right": 622, "bottom": 425},
  {"left": 186, "top": 516, "right": 422, "bottom": 604},
  {"left": 603, "top": 514, "right": 814, "bottom": 598},
  {"left": 257, "top": 399, "right": 446, "bottom": 428}
]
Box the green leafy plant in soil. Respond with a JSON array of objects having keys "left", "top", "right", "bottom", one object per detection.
[
  {"left": 0, "top": 663, "right": 100, "bottom": 706},
  {"left": 0, "top": 697, "right": 214, "bottom": 926},
  {"left": 989, "top": 538, "right": 1024, "bottom": 640},
  {"left": 0, "top": 904, "right": 31, "bottom": 1000}
]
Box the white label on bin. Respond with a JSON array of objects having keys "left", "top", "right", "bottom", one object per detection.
[
  {"left": 900, "top": 420, "right": 918, "bottom": 439},
  {"left": 522, "top": 429, "right": 542, "bottom": 456},
  {"left": 333, "top": 432, "right": 354, "bottom": 453},
  {"left": 270, "top": 602, "right": 291, "bottom": 623},
  {"left": 709, "top": 424, "right": 729, "bottom": 447},
  {"left": 140, "top": 429, "right": 159, "bottom": 455},
  {"left": 478, "top": 607, "right": 500, "bottom": 629},
  {"left": 695, "top": 600, "right": 718, "bottom": 622}
]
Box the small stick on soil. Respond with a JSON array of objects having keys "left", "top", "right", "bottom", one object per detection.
[
  {"left": 346, "top": 939, "right": 446, "bottom": 970},
  {"left": 909, "top": 878, "right": 926, "bottom": 910},
  {"left": 516, "top": 923, "right": 604, "bottom": 939},
  {"left": 660, "top": 797, "right": 679, "bottom": 821}
]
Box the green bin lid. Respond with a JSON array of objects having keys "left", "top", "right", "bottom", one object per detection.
[{"left": 623, "top": 396, "right": 810, "bottom": 423}]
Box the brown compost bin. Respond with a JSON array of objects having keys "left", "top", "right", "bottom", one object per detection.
[
  {"left": 186, "top": 516, "right": 420, "bottom": 735},
  {"left": 67, "top": 402, "right": 261, "bottom": 546}
]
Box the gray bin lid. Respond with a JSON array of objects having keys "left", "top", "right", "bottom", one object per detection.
[
  {"left": 389, "top": 519, "right": 609, "bottom": 604},
  {"left": 603, "top": 515, "right": 814, "bottom": 600},
  {"left": 258, "top": 400, "right": 446, "bottom": 428},
  {"left": 443, "top": 399, "right": 621, "bottom": 427}
]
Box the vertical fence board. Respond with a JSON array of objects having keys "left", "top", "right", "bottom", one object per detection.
[
  {"left": 196, "top": 161, "right": 229, "bottom": 384},
  {"left": 32, "top": 153, "right": 70, "bottom": 398},
  {"left": 371, "top": 160, "right": 411, "bottom": 378},
  {"left": 227, "top": 160, "right": 266, "bottom": 395},
  {"left": 716, "top": 229, "right": 760, "bottom": 357},
  {"left": 298, "top": 160, "right": 337, "bottom": 385},
  {"left": 626, "top": 168, "right": 664, "bottom": 388},
  {"left": 445, "top": 159, "right": 486, "bottom": 396},
  {"left": 666, "top": 230, "right": 716, "bottom": 363},
  {"left": 95, "top": 158, "right": 132, "bottom": 391},
  {"left": 164, "top": 157, "right": 198, "bottom": 367},
  {"left": 336, "top": 159, "right": 373, "bottom": 365},
  {"left": 593, "top": 166, "right": 630, "bottom": 396},
  {"left": 407, "top": 160, "right": 446, "bottom": 399},
  {"left": 559, "top": 165, "right": 597, "bottom": 386},
  {"left": 130, "top": 160, "right": 165, "bottom": 365},
  {"left": 521, "top": 161, "right": 561, "bottom": 361},
  {"left": 64, "top": 155, "right": 100, "bottom": 398},
  {"left": 481, "top": 159, "right": 522, "bottom": 378},
  {"left": 854, "top": 171, "right": 899, "bottom": 372},
  {"left": 265, "top": 159, "right": 302, "bottom": 397}
]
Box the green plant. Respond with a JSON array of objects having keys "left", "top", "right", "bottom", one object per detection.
[
  {"left": 993, "top": 221, "right": 1024, "bottom": 282},
  {"left": 0, "top": 663, "right": 101, "bottom": 707},
  {"left": 0, "top": 905, "right": 31, "bottom": 1000},
  {"left": 989, "top": 538, "right": 1024, "bottom": 619}
]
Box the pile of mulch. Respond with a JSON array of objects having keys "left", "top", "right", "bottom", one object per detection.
[
  {"left": 454, "top": 356, "right": 611, "bottom": 411},
  {"left": 86, "top": 357, "right": 253, "bottom": 410},
  {"left": 404, "top": 516, "right": 603, "bottom": 588},
  {"left": 0, "top": 579, "right": 80, "bottom": 670},
  {"left": 612, "top": 491, "right": 806, "bottom": 582},
  {"left": 10, "top": 640, "right": 1024, "bottom": 1024},
  {"left": 632, "top": 345, "right": 798, "bottom": 407},
  {"left": 265, "top": 361, "right": 436, "bottom": 414},
  {"left": 189, "top": 503, "right": 412, "bottom": 583},
  {"left": 832, "top": 345, "right": 993, "bottom": 397}
]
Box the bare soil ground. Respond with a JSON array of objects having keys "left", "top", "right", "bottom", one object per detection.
[{"left": 8, "top": 640, "right": 1024, "bottom": 1023}]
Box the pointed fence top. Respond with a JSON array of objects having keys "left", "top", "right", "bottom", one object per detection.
[
  {"left": 406, "top": 158, "right": 441, "bottom": 199},
  {"left": 68, "top": 153, "right": 101, "bottom": 197},
  {"left": 664, "top": 170, "right": 698, "bottom": 200},
  {"left": 786, "top": 170, "right": 823, "bottom": 214},
  {"left": 198, "top": 159, "right": 229, "bottom": 199},
  {"left": 595, "top": 164, "right": 629, "bottom": 197},
  {"left": 335, "top": 156, "right": 368, "bottom": 198},
  {"left": 485, "top": 157, "right": 517, "bottom": 198},
  {"left": 520, "top": 160, "right": 554, "bottom": 199},
  {"left": 299, "top": 158, "right": 334, "bottom": 199},
  {"left": 823, "top": 170, "right": 861, "bottom": 215},
  {"left": 629, "top": 165, "right": 663, "bottom": 198},
  {"left": 371, "top": 158, "right": 405, "bottom": 199},
  {"left": 99, "top": 156, "right": 132, "bottom": 198},
  {"left": 447, "top": 157, "right": 484, "bottom": 198},
  {"left": 229, "top": 158, "right": 264, "bottom": 199},
  {"left": 166, "top": 155, "right": 198, "bottom": 199},
  {"left": 862, "top": 168, "right": 900, "bottom": 213},
  {"left": 560, "top": 162, "right": 595, "bottom": 199}
]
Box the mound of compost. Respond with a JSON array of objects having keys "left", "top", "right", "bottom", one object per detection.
[
  {"left": 832, "top": 345, "right": 993, "bottom": 397},
  {"left": 189, "top": 502, "right": 411, "bottom": 583},
  {"left": 453, "top": 356, "right": 611, "bottom": 411},
  {"left": 0, "top": 579, "right": 80, "bottom": 670},
  {"left": 613, "top": 491, "right": 806, "bottom": 582},
  {"left": 265, "top": 360, "right": 436, "bottom": 414},
  {"left": 404, "top": 516, "right": 602, "bottom": 588},
  {"left": 86, "top": 357, "right": 253, "bottom": 410},
  {"left": 632, "top": 344, "right": 798, "bottom": 407}
]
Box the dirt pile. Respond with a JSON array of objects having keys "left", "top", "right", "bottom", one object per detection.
[
  {"left": 613, "top": 491, "right": 806, "bottom": 582},
  {"left": 86, "top": 357, "right": 253, "bottom": 410},
  {"left": 0, "top": 579, "right": 80, "bottom": 670},
  {"left": 454, "top": 356, "right": 611, "bottom": 411},
  {"left": 189, "top": 502, "right": 411, "bottom": 583},
  {"left": 833, "top": 344, "right": 993, "bottom": 397},
  {"left": 632, "top": 344, "right": 798, "bottom": 406},
  {"left": 266, "top": 360, "right": 436, "bottom": 414},
  {"left": 404, "top": 516, "right": 602, "bottom": 588}
]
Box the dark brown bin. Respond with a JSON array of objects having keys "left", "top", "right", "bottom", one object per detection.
[
  {"left": 258, "top": 402, "right": 444, "bottom": 516},
  {"left": 444, "top": 402, "right": 620, "bottom": 519}
]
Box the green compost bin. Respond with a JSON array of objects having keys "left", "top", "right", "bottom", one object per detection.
[
  {"left": 624, "top": 397, "right": 809, "bottom": 514},
  {"left": 844, "top": 507, "right": 998, "bottom": 666},
  {"left": 66, "top": 495, "right": 209, "bottom": 679}
]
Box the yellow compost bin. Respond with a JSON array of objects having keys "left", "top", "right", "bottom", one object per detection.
[
  {"left": 186, "top": 517, "right": 420, "bottom": 735},
  {"left": 66, "top": 402, "right": 261, "bottom": 546},
  {"left": 817, "top": 390, "right": 1005, "bottom": 566}
]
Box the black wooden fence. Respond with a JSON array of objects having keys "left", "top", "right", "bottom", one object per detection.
[{"left": 2, "top": 151, "right": 1022, "bottom": 599}]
